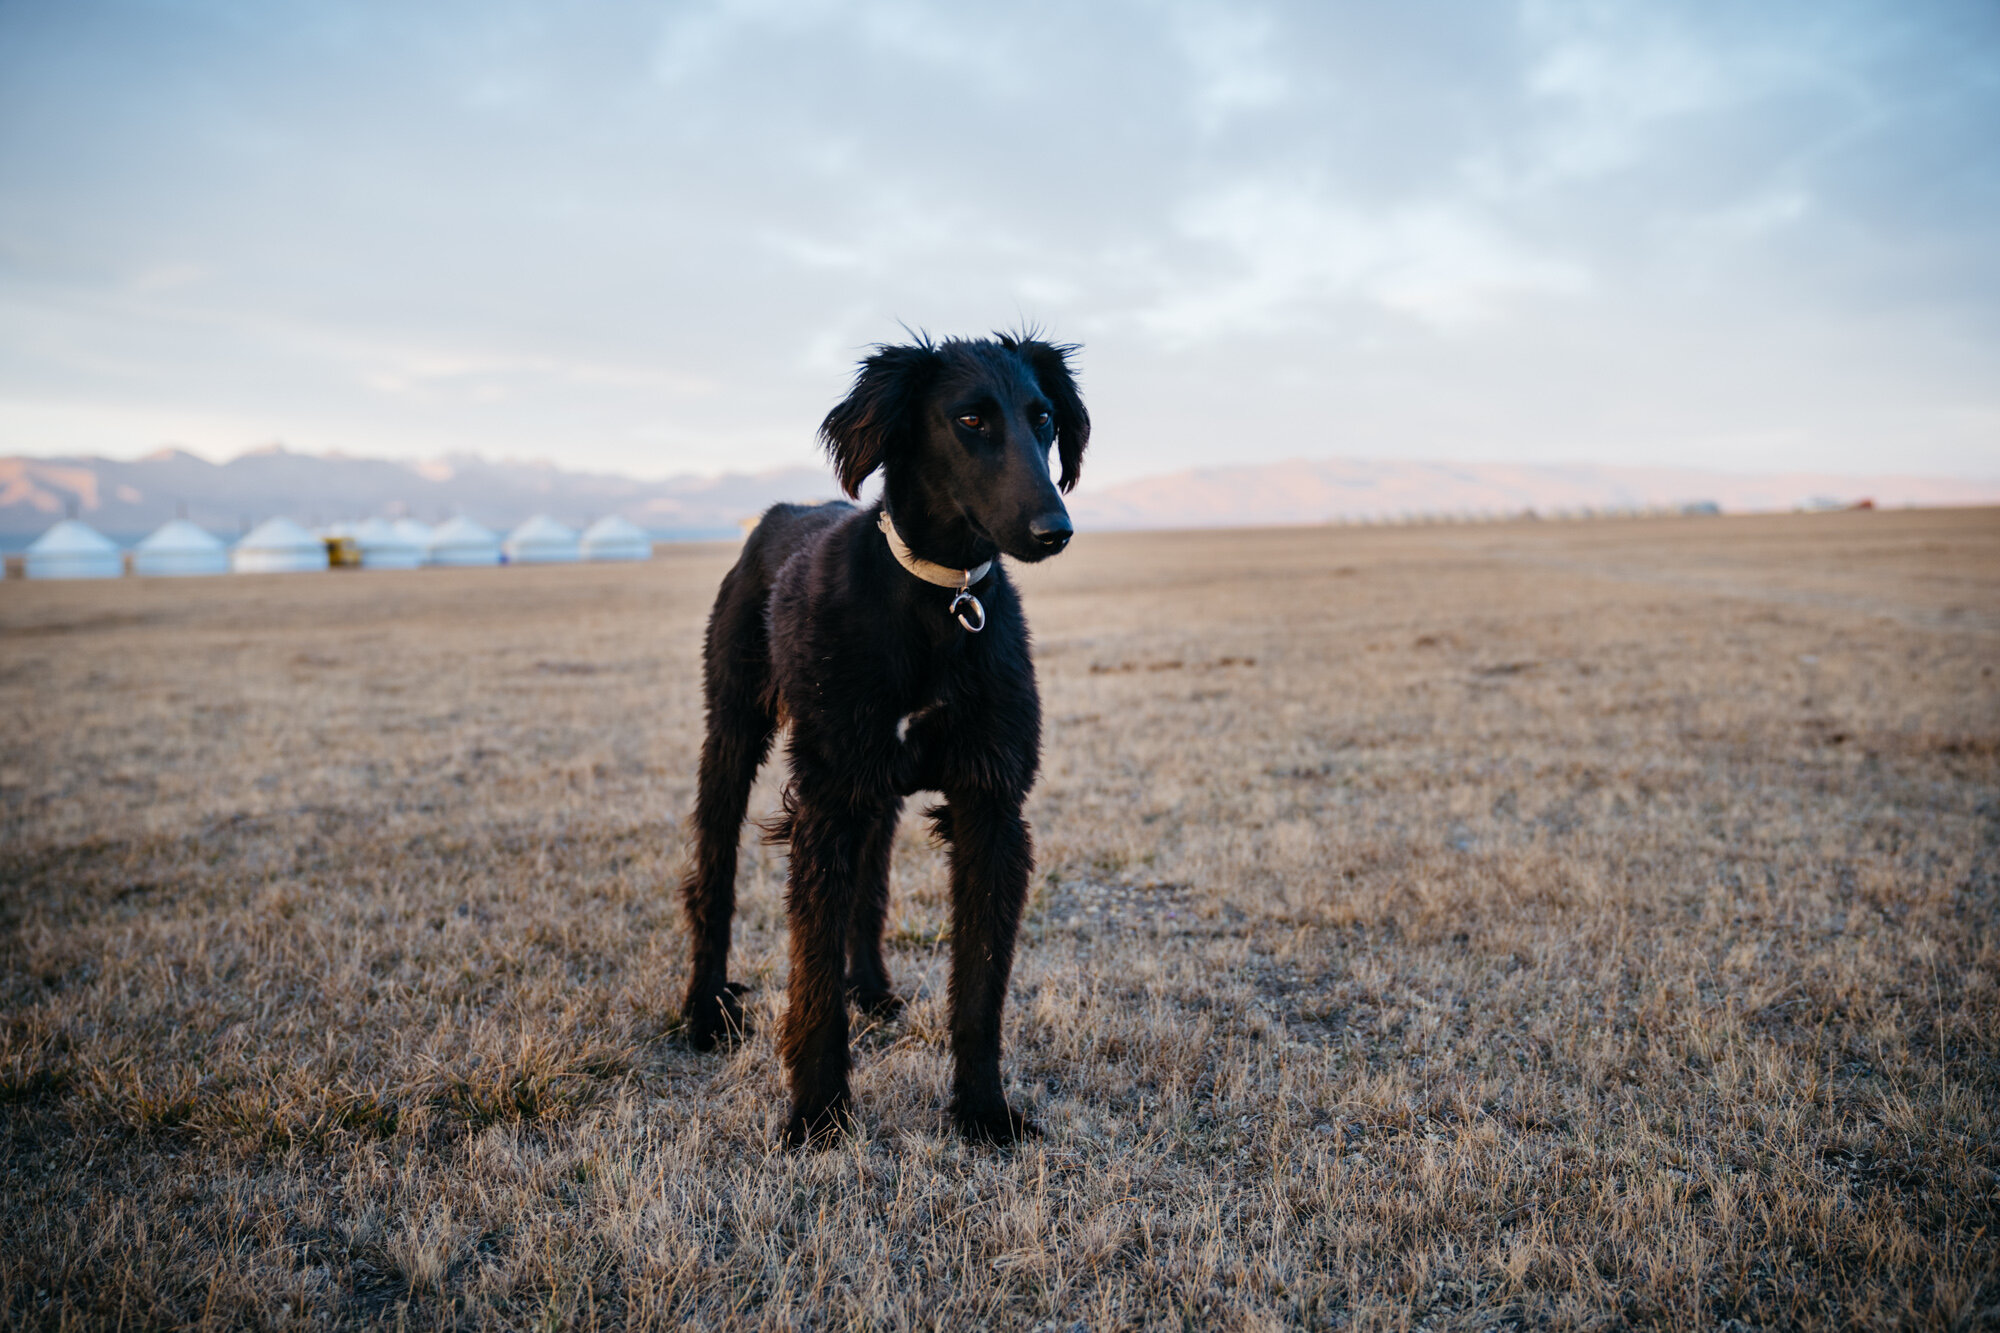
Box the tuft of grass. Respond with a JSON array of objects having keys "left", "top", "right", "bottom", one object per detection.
[
  {"left": 0, "top": 1016, "right": 70, "bottom": 1106},
  {"left": 433, "top": 1037, "right": 635, "bottom": 1135}
]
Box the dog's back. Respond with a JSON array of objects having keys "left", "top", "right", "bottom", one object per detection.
[{"left": 727, "top": 501, "right": 854, "bottom": 610}]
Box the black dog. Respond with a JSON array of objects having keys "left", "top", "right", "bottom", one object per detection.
[{"left": 678, "top": 332, "right": 1088, "bottom": 1146}]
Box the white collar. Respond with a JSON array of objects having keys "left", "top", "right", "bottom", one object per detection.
[{"left": 877, "top": 509, "right": 992, "bottom": 590}]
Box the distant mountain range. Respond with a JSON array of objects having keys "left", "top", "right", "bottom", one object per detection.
[
  {"left": 1064, "top": 458, "right": 2000, "bottom": 529},
  {"left": 3, "top": 445, "right": 1995, "bottom": 547},
  {"left": 0, "top": 446, "right": 841, "bottom": 545}
]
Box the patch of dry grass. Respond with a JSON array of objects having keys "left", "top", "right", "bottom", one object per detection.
[{"left": 3, "top": 509, "right": 1996, "bottom": 1329}]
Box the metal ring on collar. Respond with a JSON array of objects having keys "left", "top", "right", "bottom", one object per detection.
[{"left": 950, "top": 588, "right": 986, "bottom": 633}]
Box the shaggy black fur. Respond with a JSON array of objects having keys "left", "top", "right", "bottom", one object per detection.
[{"left": 678, "top": 332, "right": 1088, "bottom": 1147}]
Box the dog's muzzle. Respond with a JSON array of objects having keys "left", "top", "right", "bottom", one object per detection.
[{"left": 1029, "top": 512, "right": 1073, "bottom": 554}]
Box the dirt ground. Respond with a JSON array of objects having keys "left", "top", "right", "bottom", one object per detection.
[{"left": 3, "top": 507, "right": 1996, "bottom": 1330}]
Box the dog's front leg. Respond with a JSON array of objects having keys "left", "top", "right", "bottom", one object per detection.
[
  {"left": 936, "top": 791, "right": 1040, "bottom": 1144},
  {"left": 845, "top": 807, "right": 904, "bottom": 1018},
  {"left": 779, "top": 788, "right": 894, "bottom": 1147}
]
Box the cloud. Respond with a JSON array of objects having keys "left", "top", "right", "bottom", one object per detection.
[
  {"left": 358, "top": 347, "right": 715, "bottom": 401},
  {"left": 1134, "top": 181, "right": 1589, "bottom": 341},
  {"left": 653, "top": 0, "right": 1012, "bottom": 91},
  {"left": 1170, "top": 3, "right": 1291, "bottom": 133},
  {"left": 131, "top": 263, "right": 208, "bottom": 294},
  {"left": 1520, "top": 3, "right": 1738, "bottom": 182}
]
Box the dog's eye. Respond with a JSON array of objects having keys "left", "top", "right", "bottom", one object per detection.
[
  {"left": 1031, "top": 411, "right": 1051, "bottom": 428},
  {"left": 957, "top": 414, "right": 983, "bottom": 430}
]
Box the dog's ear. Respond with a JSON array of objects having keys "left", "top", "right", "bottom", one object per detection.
[
  {"left": 819, "top": 343, "right": 939, "bottom": 498},
  {"left": 1011, "top": 338, "right": 1090, "bottom": 493}
]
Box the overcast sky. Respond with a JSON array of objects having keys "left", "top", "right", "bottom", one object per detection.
[{"left": 1, "top": 0, "right": 1996, "bottom": 484}]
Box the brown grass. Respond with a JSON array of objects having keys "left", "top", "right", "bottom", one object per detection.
[{"left": 3, "top": 507, "right": 1996, "bottom": 1330}]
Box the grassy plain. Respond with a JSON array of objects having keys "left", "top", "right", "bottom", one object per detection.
[{"left": 2, "top": 508, "right": 1996, "bottom": 1330}]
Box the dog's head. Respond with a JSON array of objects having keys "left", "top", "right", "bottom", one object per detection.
[{"left": 820, "top": 332, "right": 1089, "bottom": 564}]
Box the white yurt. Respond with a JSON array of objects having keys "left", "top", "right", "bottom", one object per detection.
[
  {"left": 390, "top": 518, "right": 434, "bottom": 558},
  {"left": 24, "top": 520, "right": 123, "bottom": 579},
  {"left": 580, "top": 515, "right": 652, "bottom": 562},
  {"left": 503, "top": 514, "right": 580, "bottom": 565},
  {"left": 232, "top": 517, "right": 328, "bottom": 574},
  {"left": 132, "top": 519, "right": 228, "bottom": 577},
  {"left": 351, "top": 517, "right": 425, "bottom": 570},
  {"left": 427, "top": 515, "right": 502, "bottom": 567}
]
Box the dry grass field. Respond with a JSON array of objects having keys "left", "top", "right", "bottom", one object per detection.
[{"left": 3, "top": 507, "right": 1996, "bottom": 1330}]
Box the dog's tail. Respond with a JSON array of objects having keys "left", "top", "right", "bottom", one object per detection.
[{"left": 757, "top": 781, "right": 801, "bottom": 847}]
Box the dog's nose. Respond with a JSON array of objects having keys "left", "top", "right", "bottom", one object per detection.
[{"left": 1029, "top": 513, "right": 1073, "bottom": 552}]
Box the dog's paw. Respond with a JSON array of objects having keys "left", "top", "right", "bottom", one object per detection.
[
  {"left": 952, "top": 1100, "right": 1040, "bottom": 1147},
  {"left": 683, "top": 981, "right": 752, "bottom": 1052},
  {"left": 782, "top": 1097, "right": 851, "bottom": 1150}
]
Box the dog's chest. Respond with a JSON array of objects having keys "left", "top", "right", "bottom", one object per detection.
[{"left": 895, "top": 703, "right": 941, "bottom": 742}]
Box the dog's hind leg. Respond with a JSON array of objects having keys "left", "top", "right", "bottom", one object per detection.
[
  {"left": 845, "top": 803, "right": 905, "bottom": 1019},
  {"left": 679, "top": 574, "right": 778, "bottom": 1051}
]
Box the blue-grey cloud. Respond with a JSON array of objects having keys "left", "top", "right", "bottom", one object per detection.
[{"left": 1, "top": 0, "right": 1995, "bottom": 481}]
